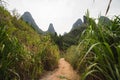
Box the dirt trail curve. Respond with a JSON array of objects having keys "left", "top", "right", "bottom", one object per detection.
[{"left": 40, "top": 58, "right": 80, "bottom": 80}]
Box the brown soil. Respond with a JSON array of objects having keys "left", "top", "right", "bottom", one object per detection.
[{"left": 40, "top": 58, "right": 80, "bottom": 80}]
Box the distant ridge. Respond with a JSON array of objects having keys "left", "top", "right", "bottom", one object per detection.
[{"left": 21, "top": 11, "right": 57, "bottom": 35}]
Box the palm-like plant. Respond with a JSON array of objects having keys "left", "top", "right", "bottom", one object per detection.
[{"left": 78, "top": 15, "right": 120, "bottom": 80}]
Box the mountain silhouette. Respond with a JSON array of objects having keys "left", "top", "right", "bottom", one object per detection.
[
  {"left": 98, "top": 16, "right": 112, "bottom": 26},
  {"left": 71, "top": 18, "right": 83, "bottom": 31},
  {"left": 21, "top": 11, "right": 43, "bottom": 34},
  {"left": 47, "top": 23, "right": 55, "bottom": 34}
]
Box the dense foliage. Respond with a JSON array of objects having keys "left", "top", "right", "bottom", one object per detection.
[{"left": 65, "top": 15, "right": 120, "bottom": 80}]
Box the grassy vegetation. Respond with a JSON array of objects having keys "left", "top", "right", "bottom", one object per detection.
[
  {"left": 0, "top": 6, "right": 60, "bottom": 80},
  {"left": 1, "top": 0, "right": 120, "bottom": 80},
  {"left": 65, "top": 14, "right": 120, "bottom": 80}
]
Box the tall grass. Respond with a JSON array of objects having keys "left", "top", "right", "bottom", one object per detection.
[
  {"left": 0, "top": 25, "right": 60, "bottom": 80},
  {"left": 0, "top": 6, "right": 60, "bottom": 80},
  {"left": 65, "top": 15, "right": 120, "bottom": 80}
]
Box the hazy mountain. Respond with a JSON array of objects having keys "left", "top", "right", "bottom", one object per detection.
[
  {"left": 63, "top": 32, "right": 67, "bottom": 35},
  {"left": 47, "top": 23, "right": 56, "bottom": 34},
  {"left": 61, "top": 16, "right": 111, "bottom": 50},
  {"left": 21, "top": 11, "right": 43, "bottom": 34},
  {"left": 61, "top": 17, "right": 86, "bottom": 50},
  {"left": 98, "top": 16, "right": 112, "bottom": 26},
  {"left": 71, "top": 18, "right": 83, "bottom": 31}
]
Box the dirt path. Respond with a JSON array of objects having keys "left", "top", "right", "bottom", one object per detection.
[{"left": 40, "top": 58, "right": 80, "bottom": 80}]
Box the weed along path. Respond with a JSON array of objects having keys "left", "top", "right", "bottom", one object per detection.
[{"left": 40, "top": 58, "right": 80, "bottom": 80}]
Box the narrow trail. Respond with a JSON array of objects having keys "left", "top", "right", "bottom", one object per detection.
[{"left": 40, "top": 58, "right": 80, "bottom": 80}]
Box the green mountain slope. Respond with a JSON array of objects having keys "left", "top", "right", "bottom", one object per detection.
[
  {"left": 52, "top": 18, "right": 87, "bottom": 51},
  {"left": 62, "top": 24, "right": 87, "bottom": 50}
]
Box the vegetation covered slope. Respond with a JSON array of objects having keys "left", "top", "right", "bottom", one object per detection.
[
  {"left": 51, "top": 21, "right": 87, "bottom": 52},
  {"left": 0, "top": 6, "right": 60, "bottom": 80},
  {"left": 62, "top": 24, "right": 87, "bottom": 51}
]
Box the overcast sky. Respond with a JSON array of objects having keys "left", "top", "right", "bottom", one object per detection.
[{"left": 5, "top": 0, "right": 120, "bottom": 34}]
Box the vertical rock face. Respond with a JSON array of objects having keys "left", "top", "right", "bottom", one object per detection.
[
  {"left": 71, "top": 18, "right": 83, "bottom": 31},
  {"left": 47, "top": 23, "right": 55, "bottom": 34},
  {"left": 21, "top": 11, "right": 43, "bottom": 34}
]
